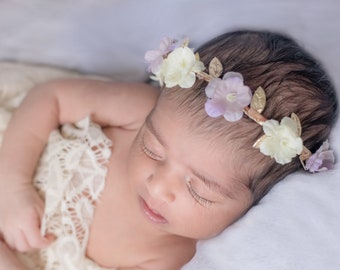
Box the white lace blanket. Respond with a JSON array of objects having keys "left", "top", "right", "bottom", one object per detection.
[
  {"left": 0, "top": 62, "right": 113, "bottom": 269},
  {"left": 16, "top": 118, "right": 112, "bottom": 270}
]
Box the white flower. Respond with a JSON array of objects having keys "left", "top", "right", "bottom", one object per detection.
[
  {"left": 160, "top": 46, "right": 205, "bottom": 88},
  {"left": 259, "top": 117, "right": 303, "bottom": 164}
]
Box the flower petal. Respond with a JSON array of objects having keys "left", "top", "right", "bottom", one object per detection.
[
  {"left": 262, "top": 119, "right": 280, "bottom": 136},
  {"left": 281, "top": 117, "right": 299, "bottom": 135},
  {"left": 319, "top": 149, "right": 335, "bottom": 163},
  {"left": 236, "top": 86, "right": 252, "bottom": 106},
  {"left": 179, "top": 72, "right": 196, "bottom": 88},
  {"left": 222, "top": 72, "right": 244, "bottom": 81},
  {"left": 305, "top": 140, "right": 335, "bottom": 172},
  {"left": 159, "top": 37, "right": 176, "bottom": 53},
  {"left": 205, "top": 79, "right": 219, "bottom": 98},
  {"left": 144, "top": 50, "right": 161, "bottom": 62},
  {"left": 305, "top": 154, "right": 323, "bottom": 172},
  {"left": 205, "top": 99, "right": 225, "bottom": 117},
  {"left": 223, "top": 110, "right": 243, "bottom": 122}
]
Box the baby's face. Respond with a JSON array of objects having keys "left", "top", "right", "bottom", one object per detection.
[{"left": 127, "top": 96, "right": 253, "bottom": 240}]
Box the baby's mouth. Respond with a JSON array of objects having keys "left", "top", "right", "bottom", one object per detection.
[{"left": 139, "top": 197, "right": 168, "bottom": 224}]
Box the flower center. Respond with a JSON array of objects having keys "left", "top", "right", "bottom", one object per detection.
[
  {"left": 180, "top": 59, "right": 188, "bottom": 69},
  {"left": 280, "top": 138, "right": 289, "bottom": 148},
  {"left": 226, "top": 93, "right": 237, "bottom": 102}
]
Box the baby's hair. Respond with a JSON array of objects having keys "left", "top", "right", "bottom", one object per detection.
[{"left": 160, "top": 29, "right": 338, "bottom": 205}]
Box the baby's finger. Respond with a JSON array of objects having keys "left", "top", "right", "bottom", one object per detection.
[
  {"left": 13, "top": 230, "right": 30, "bottom": 252},
  {"left": 3, "top": 233, "right": 16, "bottom": 250},
  {"left": 3, "top": 229, "right": 24, "bottom": 251},
  {"left": 25, "top": 219, "right": 50, "bottom": 250}
]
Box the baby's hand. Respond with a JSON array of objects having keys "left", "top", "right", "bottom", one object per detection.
[{"left": 0, "top": 181, "right": 54, "bottom": 252}]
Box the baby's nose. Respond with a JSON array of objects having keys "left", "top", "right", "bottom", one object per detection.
[{"left": 146, "top": 174, "right": 176, "bottom": 203}]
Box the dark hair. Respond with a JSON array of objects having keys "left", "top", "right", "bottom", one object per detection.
[{"left": 160, "top": 30, "right": 338, "bottom": 205}]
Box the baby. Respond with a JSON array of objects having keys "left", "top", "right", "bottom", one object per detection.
[{"left": 0, "top": 30, "right": 338, "bottom": 270}]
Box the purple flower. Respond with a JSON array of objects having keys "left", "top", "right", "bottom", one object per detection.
[
  {"left": 144, "top": 37, "right": 177, "bottom": 73},
  {"left": 204, "top": 72, "right": 252, "bottom": 122},
  {"left": 305, "top": 140, "right": 335, "bottom": 172}
]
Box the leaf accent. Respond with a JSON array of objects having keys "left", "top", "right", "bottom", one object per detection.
[
  {"left": 195, "top": 53, "right": 200, "bottom": 61},
  {"left": 299, "top": 146, "right": 312, "bottom": 169},
  {"left": 291, "top": 113, "right": 302, "bottom": 136},
  {"left": 196, "top": 71, "right": 213, "bottom": 81},
  {"left": 299, "top": 146, "right": 312, "bottom": 161},
  {"left": 208, "top": 57, "right": 223, "bottom": 78},
  {"left": 182, "top": 38, "right": 189, "bottom": 48},
  {"left": 250, "top": 87, "right": 266, "bottom": 113},
  {"left": 253, "top": 134, "right": 267, "bottom": 149}
]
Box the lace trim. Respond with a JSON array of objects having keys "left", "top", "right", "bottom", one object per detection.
[{"left": 17, "top": 117, "right": 112, "bottom": 270}]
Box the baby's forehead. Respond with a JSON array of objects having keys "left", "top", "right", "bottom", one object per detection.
[
  {"left": 152, "top": 94, "right": 255, "bottom": 190},
  {"left": 152, "top": 99, "right": 243, "bottom": 162},
  {"left": 155, "top": 90, "right": 252, "bottom": 147}
]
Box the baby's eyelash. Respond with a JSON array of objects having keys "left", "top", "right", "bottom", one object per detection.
[
  {"left": 186, "top": 179, "right": 213, "bottom": 207},
  {"left": 140, "top": 139, "right": 162, "bottom": 161}
]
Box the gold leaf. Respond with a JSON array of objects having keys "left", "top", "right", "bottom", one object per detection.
[
  {"left": 197, "top": 71, "right": 213, "bottom": 81},
  {"left": 243, "top": 107, "right": 267, "bottom": 125},
  {"left": 182, "top": 38, "right": 189, "bottom": 48},
  {"left": 300, "top": 146, "right": 312, "bottom": 161},
  {"left": 250, "top": 86, "right": 266, "bottom": 113},
  {"left": 253, "top": 134, "right": 267, "bottom": 149},
  {"left": 299, "top": 146, "right": 312, "bottom": 169},
  {"left": 291, "top": 113, "right": 302, "bottom": 136},
  {"left": 208, "top": 57, "right": 223, "bottom": 78},
  {"left": 195, "top": 53, "right": 200, "bottom": 61}
]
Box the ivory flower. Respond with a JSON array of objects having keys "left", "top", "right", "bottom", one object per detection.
[
  {"left": 305, "top": 140, "right": 335, "bottom": 172},
  {"left": 204, "top": 72, "right": 252, "bottom": 122},
  {"left": 259, "top": 117, "right": 303, "bottom": 164},
  {"left": 144, "top": 37, "right": 177, "bottom": 73},
  {"left": 160, "top": 46, "right": 205, "bottom": 88}
]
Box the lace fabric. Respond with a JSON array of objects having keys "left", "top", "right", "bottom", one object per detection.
[{"left": 16, "top": 117, "right": 113, "bottom": 270}]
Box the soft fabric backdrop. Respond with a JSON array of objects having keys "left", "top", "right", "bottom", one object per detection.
[{"left": 0, "top": 1, "right": 339, "bottom": 269}]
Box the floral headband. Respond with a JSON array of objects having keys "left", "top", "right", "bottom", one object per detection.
[{"left": 145, "top": 37, "right": 335, "bottom": 172}]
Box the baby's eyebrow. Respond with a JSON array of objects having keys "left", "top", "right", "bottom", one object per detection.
[
  {"left": 191, "top": 169, "right": 238, "bottom": 200},
  {"left": 145, "top": 113, "right": 167, "bottom": 147}
]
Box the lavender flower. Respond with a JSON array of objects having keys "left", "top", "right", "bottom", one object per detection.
[
  {"left": 144, "top": 37, "right": 177, "bottom": 73},
  {"left": 305, "top": 140, "right": 335, "bottom": 172},
  {"left": 204, "top": 72, "right": 252, "bottom": 122}
]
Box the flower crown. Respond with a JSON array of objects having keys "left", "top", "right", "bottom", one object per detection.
[{"left": 145, "top": 37, "right": 335, "bottom": 172}]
